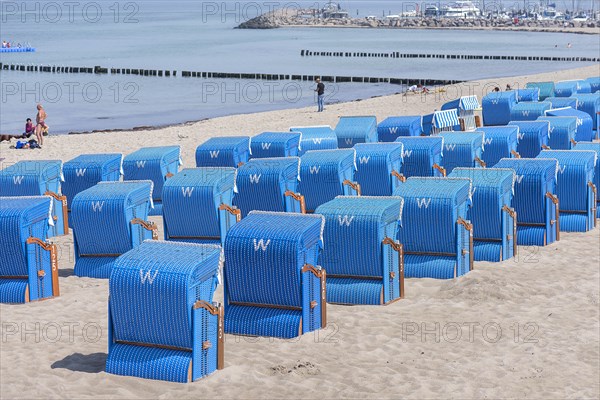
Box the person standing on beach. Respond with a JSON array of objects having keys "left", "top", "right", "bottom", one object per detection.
[
  {"left": 315, "top": 78, "right": 325, "bottom": 112},
  {"left": 35, "top": 104, "right": 48, "bottom": 146}
]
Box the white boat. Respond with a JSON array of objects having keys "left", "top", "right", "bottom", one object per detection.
[
  {"left": 424, "top": 5, "right": 441, "bottom": 17},
  {"left": 442, "top": 1, "right": 482, "bottom": 18}
]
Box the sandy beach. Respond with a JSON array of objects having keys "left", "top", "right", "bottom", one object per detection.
[{"left": 0, "top": 64, "right": 599, "bottom": 399}]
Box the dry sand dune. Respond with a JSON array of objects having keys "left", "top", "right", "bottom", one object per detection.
[{"left": 1, "top": 64, "right": 599, "bottom": 399}]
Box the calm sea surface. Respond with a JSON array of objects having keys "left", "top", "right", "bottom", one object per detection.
[{"left": 1, "top": 0, "right": 598, "bottom": 133}]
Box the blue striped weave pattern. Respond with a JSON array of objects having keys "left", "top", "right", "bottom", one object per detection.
[
  {"left": 546, "top": 107, "right": 594, "bottom": 142},
  {"left": 439, "top": 132, "right": 485, "bottom": 174},
  {"left": 377, "top": 116, "right": 422, "bottom": 141},
  {"left": 509, "top": 121, "right": 550, "bottom": 158},
  {"left": 526, "top": 82, "right": 555, "bottom": 100},
  {"left": 250, "top": 132, "right": 301, "bottom": 158},
  {"left": 334, "top": 116, "right": 377, "bottom": 148},
  {"left": 537, "top": 116, "right": 577, "bottom": 149},
  {"left": 482, "top": 91, "right": 518, "bottom": 126},
  {"left": 572, "top": 93, "right": 600, "bottom": 130},
  {"left": 195, "top": 136, "right": 251, "bottom": 167},
  {"left": 510, "top": 102, "right": 552, "bottom": 121},
  {"left": 574, "top": 142, "right": 600, "bottom": 217},
  {"left": 289, "top": 126, "right": 338, "bottom": 155},
  {"left": 476, "top": 126, "right": 519, "bottom": 167},
  {"left": 354, "top": 143, "right": 404, "bottom": 195},
  {"left": 394, "top": 136, "right": 444, "bottom": 177}
]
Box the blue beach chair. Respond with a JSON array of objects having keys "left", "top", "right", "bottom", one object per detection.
[
  {"left": 71, "top": 181, "right": 157, "bottom": 279},
  {"left": 62, "top": 153, "right": 122, "bottom": 226},
  {"left": 585, "top": 77, "right": 600, "bottom": 93},
  {"left": 106, "top": 240, "right": 223, "bottom": 382},
  {"left": 509, "top": 101, "right": 552, "bottom": 121},
  {"left": 195, "top": 136, "right": 251, "bottom": 167},
  {"left": 441, "top": 95, "right": 481, "bottom": 131},
  {"left": 537, "top": 116, "right": 577, "bottom": 150},
  {"left": 0, "top": 197, "right": 59, "bottom": 303},
  {"left": 250, "top": 131, "right": 301, "bottom": 158},
  {"left": 289, "top": 125, "right": 338, "bottom": 155},
  {"left": 431, "top": 109, "right": 461, "bottom": 134},
  {"left": 554, "top": 80, "right": 579, "bottom": 97},
  {"left": 393, "top": 177, "right": 474, "bottom": 279},
  {"left": 438, "top": 132, "right": 486, "bottom": 174},
  {"left": 223, "top": 211, "right": 326, "bottom": 338},
  {"left": 394, "top": 136, "right": 446, "bottom": 177},
  {"left": 495, "top": 158, "right": 560, "bottom": 246},
  {"left": 537, "top": 150, "right": 597, "bottom": 232},
  {"left": 516, "top": 88, "right": 540, "bottom": 102},
  {"left": 298, "top": 149, "right": 360, "bottom": 212},
  {"left": 334, "top": 116, "right": 377, "bottom": 148},
  {"left": 526, "top": 82, "right": 555, "bottom": 100},
  {"left": 476, "top": 126, "right": 520, "bottom": 166},
  {"left": 545, "top": 97, "right": 578, "bottom": 109},
  {"left": 315, "top": 196, "right": 404, "bottom": 305},
  {"left": 546, "top": 107, "right": 594, "bottom": 142},
  {"left": 450, "top": 168, "right": 517, "bottom": 262},
  {"left": 163, "top": 168, "right": 239, "bottom": 245},
  {"left": 574, "top": 142, "right": 600, "bottom": 218},
  {"left": 508, "top": 121, "right": 550, "bottom": 158},
  {"left": 377, "top": 116, "right": 422, "bottom": 141},
  {"left": 0, "top": 160, "right": 68, "bottom": 237},
  {"left": 354, "top": 142, "right": 405, "bottom": 196},
  {"left": 572, "top": 93, "right": 600, "bottom": 131},
  {"left": 122, "top": 146, "right": 181, "bottom": 216},
  {"left": 482, "top": 91, "right": 517, "bottom": 126},
  {"left": 233, "top": 157, "right": 305, "bottom": 217}
]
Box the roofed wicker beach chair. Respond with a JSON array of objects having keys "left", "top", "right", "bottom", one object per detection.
[
  {"left": 223, "top": 211, "right": 326, "bottom": 338},
  {"left": 546, "top": 107, "right": 594, "bottom": 142},
  {"left": 586, "top": 77, "right": 600, "bottom": 93},
  {"left": 482, "top": 91, "right": 517, "bottom": 126},
  {"left": 105, "top": 240, "right": 223, "bottom": 382},
  {"left": 545, "top": 97, "right": 578, "bottom": 109},
  {"left": 195, "top": 136, "right": 251, "bottom": 168},
  {"left": 334, "top": 116, "right": 377, "bottom": 148},
  {"left": 476, "top": 126, "right": 520, "bottom": 167},
  {"left": 537, "top": 116, "right": 577, "bottom": 150},
  {"left": 537, "top": 150, "right": 597, "bottom": 232},
  {"left": 163, "top": 168, "right": 239, "bottom": 245},
  {"left": 250, "top": 131, "right": 301, "bottom": 158},
  {"left": 572, "top": 93, "right": 600, "bottom": 131},
  {"left": 438, "top": 132, "right": 486, "bottom": 174},
  {"left": 574, "top": 142, "right": 600, "bottom": 218},
  {"left": 509, "top": 101, "right": 552, "bottom": 121},
  {"left": 554, "top": 80, "right": 580, "bottom": 97},
  {"left": 431, "top": 109, "right": 461, "bottom": 134},
  {"left": 71, "top": 181, "right": 157, "bottom": 278},
  {"left": 315, "top": 196, "right": 404, "bottom": 305},
  {"left": 508, "top": 121, "right": 550, "bottom": 158},
  {"left": 561, "top": 79, "right": 592, "bottom": 94},
  {"left": 441, "top": 95, "right": 481, "bottom": 131},
  {"left": 0, "top": 197, "right": 59, "bottom": 303},
  {"left": 0, "top": 160, "right": 68, "bottom": 237},
  {"left": 393, "top": 177, "right": 474, "bottom": 279},
  {"left": 289, "top": 125, "right": 338, "bottom": 155},
  {"left": 494, "top": 158, "right": 560, "bottom": 246},
  {"left": 233, "top": 157, "right": 304, "bottom": 217},
  {"left": 516, "top": 88, "right": 540, "bottom": 102},
  {"left": 450, "top": 168, "right": 517, "bottom": 262},
  {"left": 299, "top": 149, "right": 360, "bottom": 213},
  {"left": 377, "top": 116, "right": 422, "bottom": 142},
  {"left": 62, "top": 153, "right": 122, "bottom": 226},
  {"left": 354, "top": 142, "right": 405, "bottom": 196},
  {"left": 395, "top": 136, "right": 446, "bottom": 177},
  {"left": 525, "top": 81, "right": 555, "bottom": 100},
  {"left": 122, "top": 146, "right": 181, "bottom": 216}
]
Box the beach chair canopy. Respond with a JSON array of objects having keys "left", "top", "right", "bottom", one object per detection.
[
  {"left": 525, "top": 81, "right": 555, "bottom": 100},
  {"left": 395, "top": 136, "right": 445, "bottom": 177},
  {"left": 509, "top": 101, "right": 552, "bottom": 121},
  {"left": 377, "top": 116, "right": 422, "bottom": 141},
  {"left": 354, "top": 142, "right": 404, "bottom": 196},
  {"left": 585, "top": 76, "right": 600, "bottom": 93},
  {"left": 476, "top": 126, "right": 520, "bottom": 167},
  {"left": 545, "top": 97, "right": 578, "bottom": 109},
  {"left": 537, "top": 116, "right": 577, "bottom": 150},
  {"left": 432, "top": 109, "right": 460, "bottom": 130},
  {"left": 572, "top": 93, "right": 600, "bottom": 130},
  {"left": 554, "top": 80, "right": 579, "bottom": 97},
  {"left": 250, "top": 131, "right": 301, "bottom": 159},
  {"left": 195, "top": 136, "right": 251, "bottom": 168},
  {"left": 516, "top": 88, "right": 540, "bottom": 102},
  {"left": 334, "top": 116, "right": 377, "bottom": 148},
  {"left": 289, "top": 126, "right": 338, "bottom": 155},
  {"left": 546, "top": 107, "right": 594, "bottom": 142},
  {"left": 574, "top": 142, "right": 600, "bottom": 218},
  {"left": 482, "top": 91, "right": 518, "bottom": 126},
  {"left": 438, "top": 132, "right": 485, "bottom": 173}
]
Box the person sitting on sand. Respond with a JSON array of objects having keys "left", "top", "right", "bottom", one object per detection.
[
  {"left": 24, "top": 118, "right": 34, "bottom": 138},
  {"left": 493, "top": 87, "right": 501, "bottom": 92},
  {"left": 505, "top": 84, "right": 512, "bottom": 91},
  {"left": 35, "top": 104, "right": 48, "bottom": 146}
]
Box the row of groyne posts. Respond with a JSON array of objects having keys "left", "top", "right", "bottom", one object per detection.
[
  {"left": 0, "top": 63, "right": 464, "bottom": 86},
  {"left": 300, "top": 50, "right": 600, "bottom": 62}
]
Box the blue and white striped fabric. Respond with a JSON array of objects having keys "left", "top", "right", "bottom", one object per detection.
[
  {"left": 315, "top": 196, "right": 404, "bottom": 305},
  {"left": 123, "top": 146, "right": 181, "bottom": 216},
  {"left": 572, "top": 93, "right": 600, "bottom": 130},
  {"left": 476, "top": 126, "right": 519, "bottom": 167},
  {"left": 554, "top": 81, "right": 579, "bottom": 97},
  {"left": 432, "top": 109, "right": 460, "bottom": 131},
  {"left": 163, "top": 168, "right": 237, "bottom": 245},
  {"left": 546, "top": 107, "right": 594, "bottom": 142},
  {"left": 438, "top": 132, "right": 485, "bottom": 173},
  {"left": 71, "top": 181, "right": 155, "bottom": 279},
  {"left": 510, "top": 101, "right": 552, "bottom": 121},
  {"left": 195, "top": 136, "right": 251, "bottom": 167},
  {"left": 0, "top": 196, "right": 57, "bottom": 303},
  {"left": 545, "top": 97, "right": 578, "bottom": 109},
  {"left": 459, "top": 95, "right": 480, "bottom": 111},
  {"left": 377, "top": 116, "right": 422, "bottom": 141},
  {"left": 395, "top": 136, "right": 445, "bottom": 177},
  {"left": 508, "top": 120, "right": 550, "bottom": 158},
  {"left": 334, "top": 116, "right": 377, "bottom": 148},
  {"left": 393, "top": 177, "right": 473, "bottom": 279},
  {"left": 289, "top": 126, "right": 338, "bottom": 155},
  {"left": 526, "top": 82, "right": 555, "bottom": 100},
  {"left": 494, "top": 158, "right": 559, "bottom": 246},
  {"left": 250, "top": 132, "right": 301, "bottom": 158},
  {"left": 224, "top": 211, "right": 325, "bottom": 338},
  {"left": 517, "top": 88, "right": 540, "bottom": 102},
  {"left": 0, "top": 160, "right": 67, "bottom": 237},
  {"left": 298, "top": 149, "right": 358, "bottom": 212},
  {"left": 233, "top": 157, "right": 302, "bottom": 217},
  {"left": 537, "top": 150, "right": 597, "bottom": 232},
  {"left": 482, "top": 91, "right": 518, "bottom": 126},
  {"left": 106, "top": 240, "right": 222, "bottom": 382},
  {"left": 537, "top": 116, "right": 577, "bottom": 150},
  {"left": 574, "top": 142, "right": 600, "bottom": 218},
  {"left": 62, "top": 153, "right": 122, "bottom": 217},
  {"left": 354, "top": 143, "right": 404, "bottom": 195},
  {"left": 450, "top": 168, "right": 516, "bottom": 262},
  {"left": 586, "top": 77, "right": 600, "bottom": 93}
]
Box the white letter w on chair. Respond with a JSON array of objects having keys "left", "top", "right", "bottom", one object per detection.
[
  {"left": 139, "top": 269, "right": 158, "bottom": 284},
  {"left": 338, "top": 215, "right": 355, "bottom": 226},
  {"left": 253, "top": 239, "right": 270, "bottom": 251},
  {"left": 416, "top": 198, "right": 432, "bottom": 209},
  {"left": 91, "top": 201, "right": 105, "bottom": 212},
  {"left": 249, "top": 174, "right": 261, "bottom": 183}
]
